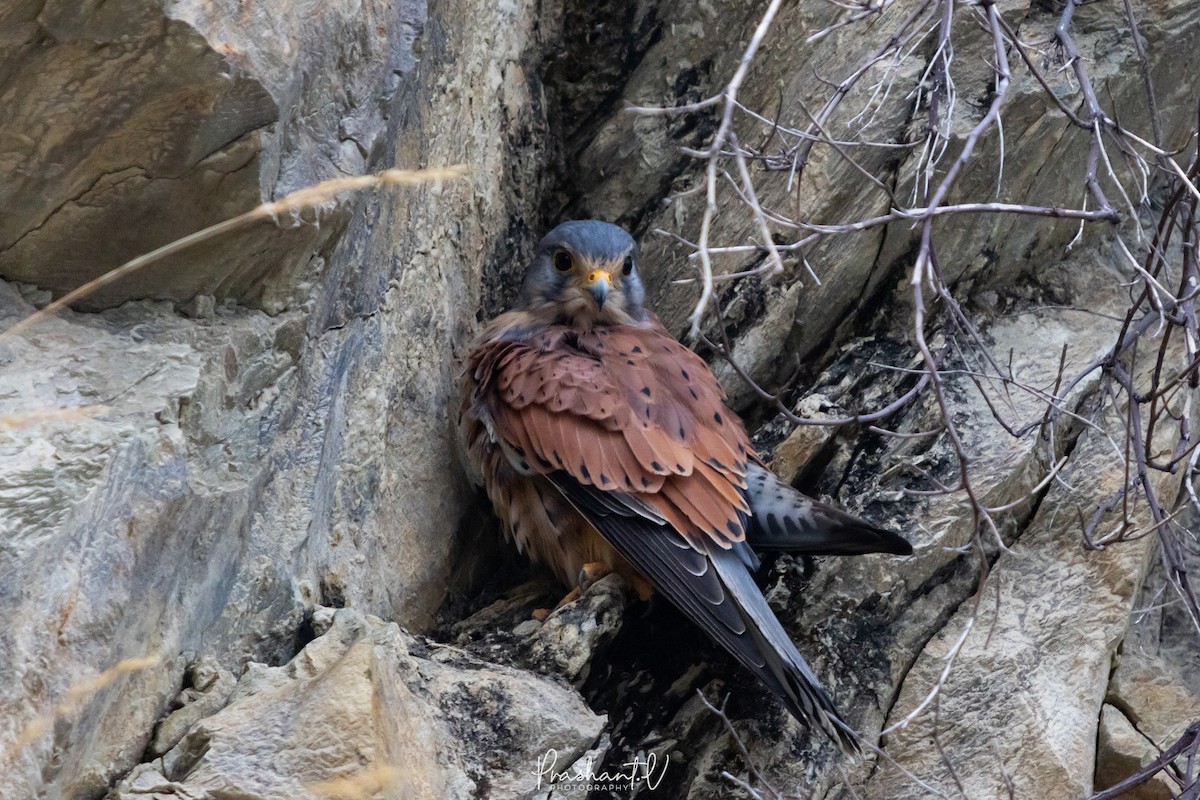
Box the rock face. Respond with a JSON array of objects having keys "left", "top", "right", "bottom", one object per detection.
[
  {"left": 866, "top": 398, "right": 1165, "bottom": 799},
  {"left": 0, "top": 0, "right": 424, "bottom": 309},
  {"left": 1, "top": 0, "right": 547, "bottom": 796},
  {"left": 108, "top": 608, "right": 606, "bottom": 800},
  {"left": 2, "top": 1, "right": 1198, "bottom": 799}
]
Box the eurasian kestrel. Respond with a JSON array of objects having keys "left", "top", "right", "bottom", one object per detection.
[{"left": 460, "top": 220, "right": 911, "bottom": 752}]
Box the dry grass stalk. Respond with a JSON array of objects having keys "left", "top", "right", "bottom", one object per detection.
[
  {"left": 0, "top": 405, "right": 109, "bottom": 430},
  {"left": 0, "top": 164, "right": 468, "bottom": 343},
  {"left": 308, "top": 765, "right": 403, "bottom": 799},
  {"left": 16, "top": 656, "right": 160, "bottom": 748}
]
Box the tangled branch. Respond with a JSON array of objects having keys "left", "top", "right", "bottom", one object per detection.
[{"left": 631, "top": 0, "right": 1200, "bottom": 788}]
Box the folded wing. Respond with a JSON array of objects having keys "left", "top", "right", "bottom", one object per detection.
[
  {"left": 554, "top": 475, "right": 859, "bottom": 753},
  {"left": 470, "top": 318, "right": 860, "bottom": 752}
]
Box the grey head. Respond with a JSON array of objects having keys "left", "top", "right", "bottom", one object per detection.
[{"left": 518, "top": 220, "right": 647, "bottom": 325}]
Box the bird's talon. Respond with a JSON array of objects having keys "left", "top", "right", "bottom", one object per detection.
[
  {"left": 577, "top": 561, "right": 610, "bottom": 593},
  {"left": 531, "top": 607, "right": 552, "bottom": 622}
]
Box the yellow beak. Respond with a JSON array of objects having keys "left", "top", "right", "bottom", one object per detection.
[{"left": 585, "top": 269, "right": 612, "bottom": 309}]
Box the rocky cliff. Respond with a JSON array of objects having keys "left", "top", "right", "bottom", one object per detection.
[{"left": 1, "top": 1, "right": 1198, "bottom": 799}]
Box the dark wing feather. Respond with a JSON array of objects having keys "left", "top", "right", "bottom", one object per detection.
[
  {"left": 558, "top": 480, "right": 860, "bottom": 754},
  {"left": 746, "top": 465, "right": 913, "bottom": 556}
]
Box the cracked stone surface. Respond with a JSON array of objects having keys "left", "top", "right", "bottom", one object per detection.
[
  {"left": 0, "top": 0, "right": 424, "bottom": 308},
  {"left": 1098, "top": 642, "right": 1200, "bottom": 794},
  {"left": 107, "top": 608, "right": 606, "bottom": 800},
  {"left": 1, "top": 0, "right": 554, "bottom": 796},
  {"left": 0, "top": 281, "right": 307, "bottom": 799},
  {"left": 1096, "top": 704, "right": 1178, "bottom": 800},
  {"left": 865, "top": 402, "right": 1164, "bottom": 798}
]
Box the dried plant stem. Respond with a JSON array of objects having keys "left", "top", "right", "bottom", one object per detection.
[
  {"left": 0, "top": 404, "right": 110, "bottom": 429},
  {"left": 308, "top": 765, "right": 404, "bottom": 799},
  {"left": 16, "top": 656, "right": 159, "bottom": 748},
  {"left": 631, "top": 0, "right": 1200, "bottom": 789},
  {"left": 0, "top": 165, "right": 468, "bottom": 343}
]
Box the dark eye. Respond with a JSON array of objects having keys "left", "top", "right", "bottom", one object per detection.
[
  {"left": 622, "top": 255, "right": 634, "bottom": 276},
  {"left": 554, "top": 251, "right": 573, "bottom": 272}
]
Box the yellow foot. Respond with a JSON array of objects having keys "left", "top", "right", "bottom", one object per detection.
[
  {"left": 630, "top": 574, "right": 655, "bottom": 602},
  {"left": 532, "top": 564, "right": 615, "bottom": 619},
  {"left": 577, "top": 561, "right": 611, "bottom": 593}
]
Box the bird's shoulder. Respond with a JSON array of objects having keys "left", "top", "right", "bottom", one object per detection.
[
  {"left": 469, "top": 311, "right": 752, "bottom": 487},
  {"left": 471, "top": 315, "right": 731, "bottom": 425}
]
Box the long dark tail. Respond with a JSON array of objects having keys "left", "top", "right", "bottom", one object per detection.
[
  {"left": 708, "top": 543, "right": 862, "bottom": 754},
  {"left": 745, "top": 464, "right": 912, "bottom": 556}
]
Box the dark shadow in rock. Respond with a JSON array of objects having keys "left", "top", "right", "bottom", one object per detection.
[
  {"left": 434, "top": 497, "right": 531, "bottom": 630},
  {"left": 577, "top": 589, "right": 806, "bottom": 800}
]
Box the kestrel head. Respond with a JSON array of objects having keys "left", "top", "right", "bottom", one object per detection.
[{"left": 518, "top": 220, "right": 647, "bottom": 326}]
